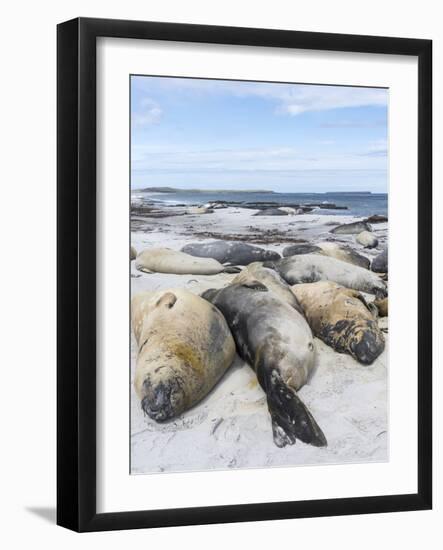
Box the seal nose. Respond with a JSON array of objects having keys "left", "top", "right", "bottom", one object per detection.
[
  {"left": 350, "top": 328, "right": 384, "bottom": 365},
  {"left": 141, "top": 382, "right": 177, "bottom": 421}
]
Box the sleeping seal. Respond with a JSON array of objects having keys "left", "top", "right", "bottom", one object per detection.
[
  {"left": 371, "top": 248, "right": 388, "bottom": 273},
  {"left": 264, "top": 254, "right": 387, "bottom": 297},
  {"left": 136, "top": 247, "right": 240, "bottom": 275},
  {"left": 232, "top": 262, "right": 303, "bottom": 313},
  {"left": 132, "top": 289, "right": 236, "bottom": 421},
  {"left": 130, "top": 245, "right": 137, "bottom": 260},
  {"left": 330, "top": 221, "right": 372, "bottom": 235},
  {"left": 202, "top": 283, "right": 327, "bottom": 448},
  {"left": 181, "top": 240, "right": 280, "bottom": 266},
  {"left": 283, "top": 241, "right": 370, "bottom": 269},
  {"left": 292, "top": 282, "right": 385, "bottom": 365},
  {"left": 356, "top": 231, "right": 379, "bottom": 249}
]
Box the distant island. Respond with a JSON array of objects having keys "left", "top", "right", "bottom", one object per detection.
[{"left": 134, "top": 187, "right": 275, "bottom": 194}]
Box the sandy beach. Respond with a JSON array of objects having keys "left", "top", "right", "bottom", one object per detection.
[{"left": 130, "top": 201, "right": 388, "bottom": 474}]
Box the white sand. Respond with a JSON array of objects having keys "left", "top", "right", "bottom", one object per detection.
[{"left": 130, "top": 207, "right": 388, "bottom": 474}]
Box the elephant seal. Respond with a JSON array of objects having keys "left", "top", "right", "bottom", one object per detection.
[
  {"left": 135, "top": 247, "right": 240, "bottom": 275},
  {"left": 132, "top": 288, "right": 236, "bottom": 421},
  {"left": 278, "top": 206, "right": 297, "bottom": 215},
  {"left": 356, "top": 231, "right": 379, "bottom": 249},
  {"left": 130, "top": 245, "right": 137, "bottom": 260},
  {"left": 283, "top": 242, "right": 370, "bottom": 270},
  {"left": 181, "top": 240, "right": 280, "bottom": 266},
  {"left": 202, "top": 283, "right": 327, "bottom": 448},
  {"left": 232, "top": 262, "right": 303, "bottom": 313},
  {"left": 291, "top": 282, "right": 385, "bottom": 365},
  {"left": 186, "top": 206, "right": 214, "bottom": 214},
  {"left": 330, "top": 221, "right": 372, "bottom": 235},
  {"left": 253, "top": 208, "right": 288, "bottom": 216},
  {"left": 371, "top": 249, "right": 388, "bottom": 273},
  {"left": 374, "top": 297, "right": 388, "bottom": 317},
  {"left": 365, "top": 214, "right": 388, "bottom": 224},
  {"left": 283, "top": 244, "right": 322, "bottom": 257},
  {"left": 264, "top": 254, "right": 387, "bottom": 297}
]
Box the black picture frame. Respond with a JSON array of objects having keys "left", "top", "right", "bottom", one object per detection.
[{"left": 57, "top": 17, "right": 432, "bottom": 532}]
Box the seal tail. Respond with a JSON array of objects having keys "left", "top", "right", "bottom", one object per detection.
[{"left": 264, "top": 370, "right": 327, "bottom": 448}]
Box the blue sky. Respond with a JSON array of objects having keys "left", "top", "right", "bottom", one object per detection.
[{"left": 131, "top": 76, "right": 388, "bottom": 193}]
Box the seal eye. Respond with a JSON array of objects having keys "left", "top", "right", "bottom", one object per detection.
[{"left": 308, "top": 342, "right": 314, "bottom": 351}]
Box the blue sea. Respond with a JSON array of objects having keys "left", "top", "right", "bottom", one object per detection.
[{"left": 133, "top": 191, "right": 387, "bottom": 218}]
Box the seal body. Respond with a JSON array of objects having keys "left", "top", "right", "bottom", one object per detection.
[
  {"left": 374, "top": 297, "right": 388, "bottom": 317},
  {"left": 232, "top": 262, "right": 303, "bottom": 312},
  {"left": 132, "top": 289, "right": 236, "bottom": 421},
  {"left": 372, "top": 249, "right": 388, "bottom": 273},
  {"left": 356, "top": 231, "right": 379, "bottom": 249},
  {"left": 181, "top": 240, "right": 280, "bottom": 266},
  {"left": 330, "top": 221, "right": 372, "bottom": 235},
  {"left": 265, "top": 254, "right": 387, "bottom": 297},
  {"left": 135, "top": 247, "right": 226, "bottom": 275},
  {"left": 283, "top": 241, "right": 370, "bottom": 269},
  {"left": 283, "top": 244, "right": 322, "bottom": 257},
  {"left": 253, "top": 208, "right": 288, "bottom": 216},
  {"left": 292, "top": 282, "right": 385, "bottom": 365},
  {"left": 202, "top": 283, "right": 326, "bottom": 448},
  {"left": 186, "top": 206, "right": 214, "bottom": 214},
  {"left": 130, "top": 245, "right": 137, "bottom": 260}
]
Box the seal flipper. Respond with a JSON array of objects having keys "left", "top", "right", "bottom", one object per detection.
[
  {"left": 264, "top": 370, "right": 327, "bottom": 448},
  {"left": 223, "top": 265, "right": 242, "bottom": 274}
]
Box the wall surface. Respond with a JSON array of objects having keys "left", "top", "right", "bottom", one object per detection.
[{"left": 0, "top": 0, "right": 440, "bottom": 547}]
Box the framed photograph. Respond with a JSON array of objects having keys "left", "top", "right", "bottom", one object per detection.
[{"left": 57, "top": 17, "right": 432, "bottom": 532}]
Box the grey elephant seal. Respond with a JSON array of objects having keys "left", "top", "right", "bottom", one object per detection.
[
  {"left": 292, "top": 282, "right": 385, "bottom": 365},
  {"left": 253, "top": 208, "right": 288, "bottom": 216},
  {"left": 330, "top": 221, "right": 372, "bottom": 235},
  {"left": 182, "top": 240, "right": 280, "bottom": 266},
  {"left": 356, "top": 231, "right": 379, "bottom": 249},
  {"left": 136, "top": 247, "right": 240, "bottom": 275},
  {"left": 371, "top": 249, "right": 388, "bottom": 273},
  {"left": 132, "top": 288, "right": 236, "bottom": 421},
  {"left": 202, "top": 283, "right": 327, "bottom": 448},
  {"left": 283, "top": 241, "right": 370, "bottom": 269},
  {"left": 264, "top": 254, "right": 387, "bottom": 297},
  {"left": 232, "top": 262, "right": 303, "bottom": 313},
  {"left": 130, "top": 245, "right": 137, "bottom": 260},
  {"left": 283, "top": 244, "right": 322, "bottom": 256}
]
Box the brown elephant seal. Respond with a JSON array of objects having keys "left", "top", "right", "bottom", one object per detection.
[
  {"left": 132, "top": 289, "right": 236, "bottom": 421},
  {"left": 356, "top": 231, "right": 379, "bottom": 249},
  {"left": 182, "top": 240, "right": 280, "bottom": 265},
  {"left": 186, "top": 206, "right": 214, "bottom": 214},
  {"left": 130, "top": 245, "right": 137, "bottom": 260},
  {"left": 264, "top": 254, "right": 387, "bottom": 297},
  {"left": 202, "top": 283, "right": 326, "bottom": 448},
  {"left": 135, "top": 247, "right": 240, "bottom": 275},
  {"left": 292, "top": 282, "right": 385, "bottom": 365},
  {"left": 232, "top": 262, "right": 303, "bottom": 313},
  {"left": 330, "top": 220, "right": 372, "bottom": 235},
  {"left": 365, "top": 214, "right": 388, "bottom": 224},
  {"left": 374, "top": 297, "right": 388, "bottom": 317}
]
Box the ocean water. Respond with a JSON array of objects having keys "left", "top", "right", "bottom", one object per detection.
[{"left": 133, "top": 191, "right": 388, "bottom": 218}]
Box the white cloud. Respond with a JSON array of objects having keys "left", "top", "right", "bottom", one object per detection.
[
  {"left": 133, "top": 97, "right": 162, "bottom": 127},
  {"left": 141, "top": 78, "right": 387, "bottom": 117}
]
